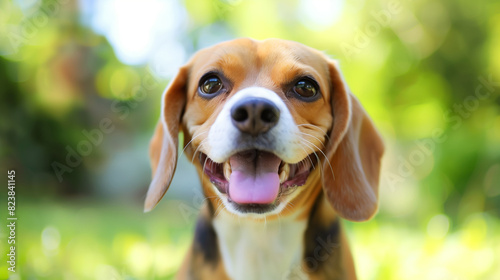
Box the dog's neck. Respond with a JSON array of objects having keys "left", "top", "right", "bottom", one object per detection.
[
  {"left": 206, "top": 173, "right": 336, "bottom": 280},
  {"left": 213, "top": 211, "right": 308, "bottom": 280}
]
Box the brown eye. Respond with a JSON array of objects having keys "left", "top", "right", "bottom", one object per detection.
[
  {"left": 293, "top": 79, "right": 318, "bottom": 98},
  {"left": 200, "top": 75, "right": 223, "bottom": 95}
]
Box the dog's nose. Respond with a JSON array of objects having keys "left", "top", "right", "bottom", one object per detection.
[{"left": 231, "top": 98, "right": 280, "bottom": 136}]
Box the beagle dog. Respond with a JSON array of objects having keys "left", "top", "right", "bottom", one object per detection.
[{"left": 145, "top": 38, "right": 384, "bottom": 280}]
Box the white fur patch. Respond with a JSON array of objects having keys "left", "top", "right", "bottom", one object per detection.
[{"left": 213, "top": 212, "right": 309, "bottom": 280}]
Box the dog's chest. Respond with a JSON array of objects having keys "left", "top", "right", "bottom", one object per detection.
[{"left": 213, "top": 212, "right": 308, "bottom": 280}]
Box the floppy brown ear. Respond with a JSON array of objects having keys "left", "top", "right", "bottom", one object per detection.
[
  {"left": 322, "top": 61, "right": 384, "bottom": 221},
  {"left": 144, "top": 66, "right": 189, "bottom": 212}
]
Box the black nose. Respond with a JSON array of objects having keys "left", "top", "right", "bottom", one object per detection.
[{"left": 230, "top": 98, "right": 280, "bottom": 136}]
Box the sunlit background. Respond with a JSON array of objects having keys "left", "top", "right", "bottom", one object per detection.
[{"left": 1, "top": 0, "right": 499, "bottom": 279}]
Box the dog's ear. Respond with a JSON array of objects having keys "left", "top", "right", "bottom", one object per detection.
[
  {"left": 322, "top": 60, "right": 384, "bottom": 221},
  {"left": 144, "top": 66, "right": 189, "bottom": 212}
]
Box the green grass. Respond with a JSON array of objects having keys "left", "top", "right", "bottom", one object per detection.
[{"left": 1, "top": 198, "right": 194, "bottom": 280}]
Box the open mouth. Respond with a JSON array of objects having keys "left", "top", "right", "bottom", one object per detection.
[{"left": 199, "top": 149, "right": 315, "bottom": 213}]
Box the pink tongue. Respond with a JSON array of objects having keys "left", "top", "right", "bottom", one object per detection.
[{"left": 229, "top": 151, "right": 281, "bottom": 204}]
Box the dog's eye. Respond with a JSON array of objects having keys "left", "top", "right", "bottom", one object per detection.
[
  {"left": 200, "top": 76, "right": 223, "bottom": 95},
  {"left": 293, "top": 79, "right": 318, "bottom": 98}
]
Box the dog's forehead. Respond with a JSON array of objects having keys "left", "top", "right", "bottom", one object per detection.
[
  {"left": 195, "top": 38, "right": 324, "bottom": 63},
  {"left": 188, "top": 39, "right": 329, "bottom": 87}
]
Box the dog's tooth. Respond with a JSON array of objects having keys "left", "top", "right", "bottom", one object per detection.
[
  {"left": 279, "top": 163, "right": 290, "bottom": 184},
  {"left": 223, "top": 161, "right": 231, "bottom": 181}
]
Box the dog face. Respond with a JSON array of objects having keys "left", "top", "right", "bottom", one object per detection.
[{"left": 145, "top": 38, "right": 384, "bottom": 221}]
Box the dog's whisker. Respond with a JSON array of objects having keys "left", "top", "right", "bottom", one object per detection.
[
  {"left": 298, "top": 133, "right": 327, "bottom": 171},
  {"left": 297, "top": 124, "right": 330, "bottom": 141},
  {"left": 311, "top": 151, "right": 321, "bottom": 173},
  {"left": 304, "top": 146, "right": 324, "bottom": 181},
  {"left": 180, "top": 130, "right": 209, "bottom": 159},
  {"left": 190, "top": 139, "right": 207, "bottom": 163},
  {"left": 300, "top": 141, "right": 320, "bottom": 169},
  {"left": 308, "top": 154, "right": 316, "bottom": 170},
  {"left": 297, "top": 131, "right": 326, "bottom": 148},
  {"left": 299, "top": 136, "right": 335, "bottom": 181},
  {"left": 191, "top": 138, "right": 210, "bottom": 164},
  {"left": 298, "top": 141, "right": 317, "bottom": 170}
]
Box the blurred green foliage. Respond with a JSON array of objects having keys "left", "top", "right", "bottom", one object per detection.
[{"left": 0, "top": 0, "right": 499, "bottom": 279}]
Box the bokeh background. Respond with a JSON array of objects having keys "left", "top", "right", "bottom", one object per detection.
[{"left": 1, "top": 0, "right": 499, "bottom": 279}]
